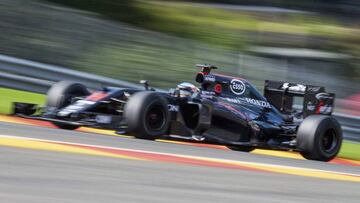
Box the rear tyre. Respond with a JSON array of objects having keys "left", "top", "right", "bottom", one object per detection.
[
  {"left": 297, "top": 115, "right": 342, "bottom": 162},
  {"left": 227, "top": 145, "right": 255, "bottom": 152},
  {"left": 46, "top": 81, "right": 90, "bottom": 130},
  {"left": 124, "top": 91, "right": 170, "bottom": 140}
]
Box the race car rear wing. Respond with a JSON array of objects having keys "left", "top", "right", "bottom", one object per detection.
[
  {"left": 264, "top": 80, "right": 335, "bottom": 117},
  {"left": 196, "top": 64, "right": 218, "bottom": 74}
]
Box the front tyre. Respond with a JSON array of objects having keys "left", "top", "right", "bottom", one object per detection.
[
  {"left": 46, "top": 81, "right": 90, "bottom": 130},
  {"left": 124, "top": 91, "right": 170, "bottom": 140},
  {"left": 297, "top": 115, "right": 342, "bottom": 162},
  {"left": 47, "top": 81, "right": 90, "bottom": 109}
]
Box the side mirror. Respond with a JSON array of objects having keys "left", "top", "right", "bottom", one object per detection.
[{"left": 140, "top": 80, "right": 155, "bottom": 91}]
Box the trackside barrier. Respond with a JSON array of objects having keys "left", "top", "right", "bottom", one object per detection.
[{"left": 0, "top": 54, "right": 142, "bottom": 93}]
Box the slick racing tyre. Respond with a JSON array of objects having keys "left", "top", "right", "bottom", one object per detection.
[
  {"left": 125, "top": 91, "right": 170, "bottom": 140},
  {"left": 46, "top": 81, "right": 90, "bottom": 130},
  {"left": 297, "top": 115, "right": 342, "bottom": 162}
]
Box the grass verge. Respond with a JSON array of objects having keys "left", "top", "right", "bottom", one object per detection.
[
  {"left": 339, "top": 142, "right": 360, "bottom": 161},
  {"left": 46, "top": 0, "right": 360, "bottom": 52},
  {"left": 0, "top": 87, "right": 358, "bottom": 160},
  {"left": 0, "top": 88, "right": 45, "bottom": 114}
]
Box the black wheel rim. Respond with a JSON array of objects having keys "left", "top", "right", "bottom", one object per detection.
[
  {"left": 145, "top": 104, "right": 166, "bottom": 131},
  {"left": 321, "top": 129, "right": 338, "bottom": 153}
]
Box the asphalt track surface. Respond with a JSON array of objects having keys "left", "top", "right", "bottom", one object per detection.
[{"left": 0, "top": 120, "right": 359, "bottom": 203}]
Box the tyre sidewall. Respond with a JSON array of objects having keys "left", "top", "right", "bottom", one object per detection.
[
  {"left": 46, "top": 81, "right": 89, "bottom": 130},
  {"left": 297, "top": 115, "right": 342, "bottom": 161},
  {"left": 125, "top": 92, "right": 170, "bottom": 140},
  {"left": 47, "top": 81, "right": 89, "bottom": 109}
]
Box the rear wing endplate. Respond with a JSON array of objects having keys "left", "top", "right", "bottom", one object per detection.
[{"left": 264, "top": 80, "right": 335, "bottom": 117}]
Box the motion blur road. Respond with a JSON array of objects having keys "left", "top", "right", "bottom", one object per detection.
[{"left": 0, "top": 121, "right": 359, "bottom": 203}]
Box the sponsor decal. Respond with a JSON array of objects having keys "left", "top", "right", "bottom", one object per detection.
[
  {"left": 307, "top": 86, "right": 321, "bottom": 92},
  {"left": 319, "top": 105, "right": 333, "bottom": 114},
  {"left": 222, "top": 97, "right": 271, "bottom": 108},
  {"left": 201, "top": 91, "right": 215, "bottom": 95},
  {"left": 204, "top": 74, "right": 216, "bottom": 82},
  {"left": 168, "top": 104, "right": 179, "bottom": 112},
  {"left": 307, "top": 101, "right": 332, "bottom": 114},
  {"left": 282, "top": 83, "right": 306, "bottom": 92},
  {"left": 315, "top": 92, "right": 333, "bottom": 100},
  {"left": 244, "top": 98, "right": 272, "bottom": 108},
  {"left": 200, "top": 91, "right": 215, "bottom": 98},
  {"left": 230, "top": 79, "right": 246, "bottom": 95},
  {"left": 307, "top": 103, "right": 316, "bottom": 111},
  {"left": 57, "top": 100, "right": 95, "bottom": 116},
  {"left": 223, "top": 98, "right": 242, "bottom": 104}
]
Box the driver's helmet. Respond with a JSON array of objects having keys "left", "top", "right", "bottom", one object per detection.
[{"left": 177, "top": 82, "right": 199, "bottom": 97}]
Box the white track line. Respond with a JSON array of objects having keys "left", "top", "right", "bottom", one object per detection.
[{"left": 0, "top": 134, "right": 359, "bottom": 177}]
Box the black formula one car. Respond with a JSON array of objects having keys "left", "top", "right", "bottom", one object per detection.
[{"left": 14, "top": 64, "right": 342, "bottom": 161}]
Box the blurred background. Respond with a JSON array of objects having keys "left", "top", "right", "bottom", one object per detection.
[{"left": 0, "top": 0, "right": 359, "bottom": 114}]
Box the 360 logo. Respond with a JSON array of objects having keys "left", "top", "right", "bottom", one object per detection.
[{"left": 230, "top": 79, "right": 246, "bottom": 95}]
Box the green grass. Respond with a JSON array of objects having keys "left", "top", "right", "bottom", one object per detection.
[
  {"left": 73, "top": 41, "right": 242, "bottom": 89},
  {"left": 0, "top": 87, "right": 359, "bottom": 160},
  {"left": 0, "top": 88, "right": 45, "bottom": 114},
  {"left": 339, "top": 142, "right": 360, "bottom": 161},
  {"left": 37, "top": 0, "right": 359, "bottom": 90},
  {"left": 137, "top": 1, "right": 357, "bottom": 36},
  {"left": 46, "top": 0, "right": 360, "bottom": 52},
  {"left": 132, "top": 1, "right": 360, "bottom": 51}
]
